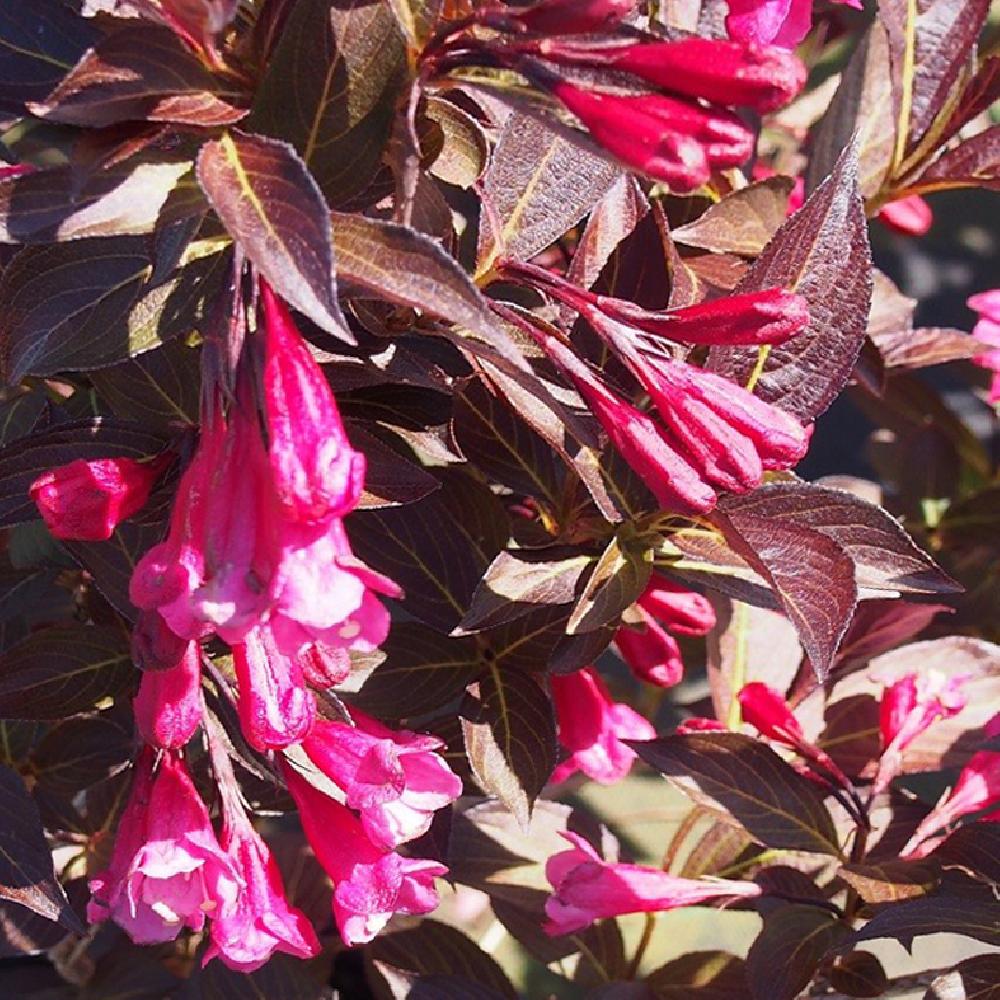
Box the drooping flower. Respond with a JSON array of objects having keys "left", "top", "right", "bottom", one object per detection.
[
  {"left": 283, "top": 764, "right": 447, "bottom": 946},
  {"left": 968, "top": 288, "right": 1000, "bottom": 405},
  {"left": 260, "top": 281, "right": 366, "bottom": 525},
  {"left": 30, "top": 455, "right": 167, "bottom": 541},
  {"left": 544, "top": 831, "right": 761, "bottom": 935},
  {"left": 231, "top": 622, "right": 316, "bottom": 751},
  {"left": 133, "top": 639, "right": 203, "bottom": 749},
  {"left": 303, "top": 712, "right": 462, "bottom": 850},
  {"left": 901, "top": 714, "right": 1000, "bottom": 859},
  {"left": 550, "top": 667, "right": 656, "bottom": 785},
  {"left": 878, "top": 195, "right": 933, "bottom": 236},
  {"left": 88, "top": 749, "right": 241, "bottom": 945},
  {"left": 616, "top": 575, "right": 716, "bottom": 687},
  {"left": 726, "top": 0, "right": 862, "bottom": 50},
  {"left": 872, "top": 670, "right": 967, "bottom": 798}
]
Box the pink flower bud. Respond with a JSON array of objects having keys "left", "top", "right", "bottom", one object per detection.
[
  {"left": 88, "top": 749, "right": 241, "bottom": 945},
  {"left": 545, "top": 82, "right": 753, "bottom": 191},
  {"left": 510, "top": 0, "right": 635, "bottom": 34},
  {"left": 303, "top": 712, "right": 462, "bottom": 850},
  {"left": 727, "top": 0, "right": 863, "bottom": 50},
  {"left": 231, "top": 624, "right": 316, "bottom": 751},
  {"left": 878, "top": 195, "right": 933, "bottom": 236},
  {"left": 206, "top": 803, "right": 320, "bottom": 972},
  {"left": 968, "top": 288, "right": 1000, "bottom": 405},
  {"left": 738, "top": 682, "right": 805, "bottom": 744},
  {"left": 131, "top": 610, "right": 192, "bottom": 673},
  {"left": 133, "top": 639, "right": 203, "bottom": 749},
  {"left": 283, "top": 764, "right": 447, "bottom": 946},
  {"left": 30, "top": 455, "right": 165, "bottom": 541},
  {"left": 539, "top": 38, "right": 806, "bottom": 113},
  {"left": 544, "top": 831, "right": 761, "bottom": 935},
  {"left": 300, "top": 641, "right": 351, "bottom": 688},
  {"left": 550, "top": 667, "right": 656, "bottom": 785},
  {"left": 261, "top": 281, "right": 366, "bottom": 525},
  {"left": 639, "top": 575, "right": 716, "bottom": 636}
]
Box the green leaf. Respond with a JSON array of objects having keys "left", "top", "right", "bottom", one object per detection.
[
  {"left": 0, "top": 763, "right": 81, "bottom": 931},
  {"left": 0, "top": 0, "right": 100, "bottom": 117},
  {"left": 462, "top": 666, "right": 557, "bottom": 827},
  {"left": 0, "top": 237, "right": 227, "bottom": 381},
  {"left": 352, "top": 622, "right": 481, "bottom": 720},
  {"left": 28, "top": 24, "right": 247, "bottom": 127},
  {"left": 745, "top": 905, "right": 848, "bottom": 1000},
  {"left": 707, "top": 143, "right": 872, "bottom": 422},
  {"left": 0, "top": 624, "right": 133, "bottom": 719},
  {"left": 246, "top": 0, "right": 405, "bottom": 206},
  {"left": 347, "top": 470, "right": 509, "bottom": 633},
  {"left": 632, "top": 732, "right": 842, "bottom": 856},
  {"left": 0, "top": 418, "right": 168, "bottom": 528},
  {"left": 198, "top": 130, "right": 349, "bottom": 338}
]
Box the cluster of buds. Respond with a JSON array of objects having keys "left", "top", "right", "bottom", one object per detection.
[
  {"left": 494, "top": 263, "right": 810, "bottom": 514},
  {"left": 616, "top": 574, "right": 716, "bottom": 688},
  {"left": 423, "top": 1, "right": 807, "bottom": 191},
  {"left": 32, "top": 280, "right": 462, "bottom": 964}
]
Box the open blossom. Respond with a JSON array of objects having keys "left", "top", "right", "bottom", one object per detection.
[
  {"left": 968, "top": 289, "right": 1000, "bottom": 405},
  {"left": 616, "top": 575, "right": 715, "bottom": 688},
  {"left": 550, "top": 667, "right": 655, "bottom": 785},
  {"left": 283, "top": 764, "right": 446, "bottom": 946},
  {"left": 544, "top": 832, "right": 761, "bottom": 935},
  {"left": 902, "top": 715, "right": 1000, "bottom": 858},
  {"left": 231, "top": 623, "right": 315, "bottom": 751},
  {"left": 88, "top": 749, "right": 241, "bottom": 945},
  {"left": 726, "top": 0, "right": 862, "bottom": 49},
  {"left": 133, "top": 639, "right": 203, "bottom": 749},
  {"left": 30, "top": 455, "right": 166, "bottom": 541},
  {"left": 871, "top": 671, "right": 967, "bottom": 798},
  {"left": 303, "top": 712, "right": 462, "bottom": 850}
]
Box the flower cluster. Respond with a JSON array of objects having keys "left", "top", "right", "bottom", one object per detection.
[{"left": 33, "top": 283, "right": 461, "bottom": 967}]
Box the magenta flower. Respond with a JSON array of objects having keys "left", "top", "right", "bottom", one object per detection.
[
  {"left": 872, "top": 671, "right": 968, "bottom": 798},
  {"left": 902, "top": 715, "right": 1000, "bottom": 858},
  {"left": 544, "top": 832, "right": 761, "bottom": 935},
  {"left": 205, "top": 790, "right": 319, "bottom": 972},
  {"left": 303, "top": 712, "right": 462, "bottom": 850},
  {"left": 283, "top": 764, "right": 447, "bottom": 946},
  {"left": 261, "top": 280, "right": 366, "bottom": 525},
  {"left": 969, "top": 289, "right": 1000, "bottom": 405},
  {"left": 133, "top": 639, "right": 203, "bottom": 749},
  {"left": 231, "top": 623, "right": 316, "bottom": 751},
  {"left": 616, "top": 575, "right": 716, "bottom": 688},
  {"left": 878, "top": 195, "right": 933, "bottom": 236},
  {"left": 88, "top": 749, "right": 241, "bottom": 945},
  {"left": 550, "top": 667, "right": 655, "bottom": 785},
  {"left": 299, "top": 641, "right": 351, "bottom": 688},
  {"left": 726, "top": 0, "right": 862, "bottom": 49},
  {"left": 30, "top": 455, "right": 166, "bottom": 541}
]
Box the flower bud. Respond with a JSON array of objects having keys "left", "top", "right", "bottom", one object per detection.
[
  {"left": 878, "top": 195, "right": 933, "bottom": 236},
  {"left": 133, "top": 640, "right": 203, "bottom": 749},
  {"left": 30, "top": 455, "right": 166, "bottom": 541}
]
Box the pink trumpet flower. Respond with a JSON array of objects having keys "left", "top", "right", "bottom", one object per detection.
[
  {"left": 133, "top": 639, "right": 203, "bottom": 749},
  {"left": 968, "top": 289, "right": 1000, "bottom": 405},
  {"left": 726, "top": 0, "right": 862, "bottom": 50},
  {"left": 544, "top": 832, "right": 761, "bottom": 935}
]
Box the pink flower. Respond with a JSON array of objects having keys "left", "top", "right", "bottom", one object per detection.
[
  {"left": 283, "top": 764, "right": 447, "bottom": 946},
  {"left": 676, "top": 717, "right": 728, "bottom": 734},
  {"left": 872, "top": 671, "right": 967, "bottom": 798},
  {"left": 550, "top": 667, "right": 656, "bottom": 785},
  {"left": 205, "top": 799, "right": 319, "bottom": 972},
  {"left": 738, "top": 682, "right": 852, "bottom": 788},
  {"left": 88, "top": 750, "right": 241, "bottom": 945},
  {"left": 231, "top": 623, "right": 315, "bottom": 751},
  {"left": 507, "top": 0, "right": 635, "bottom": 34},
  {"left": 133, "top": 639, "right": 203, "bottom": 749},
  {"left": 299, "top": 641, "right": 351, "bottom": 688},
  {"left": 261, "top": 280, "right": 366, "bottom": 525},
  {"left": 969, "top": 289, "right": 1000, "bottom": 404},
  {"left": 902, "top": 715, "right": 1000, "bottom": 858},
  {"left": 616, "top": 575, "right": 716, "bottom": 688},
  {"left": 30, "top": 455, "right": 166, "bottom": 541},
  {"left": 878, "top": 195, "right": 933, "bottom": 236},
  {"left": 544, "top": 832, "right": 761, "bottom": 935},
  {"left": 727, "top": 0, "right": 862, "bottom": 49},
  {"left": 535, "top": 38, "right": 806, "bottom": 114},
  {"left": 303, "top": 712, "right": 462, "bottom": 850}
]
